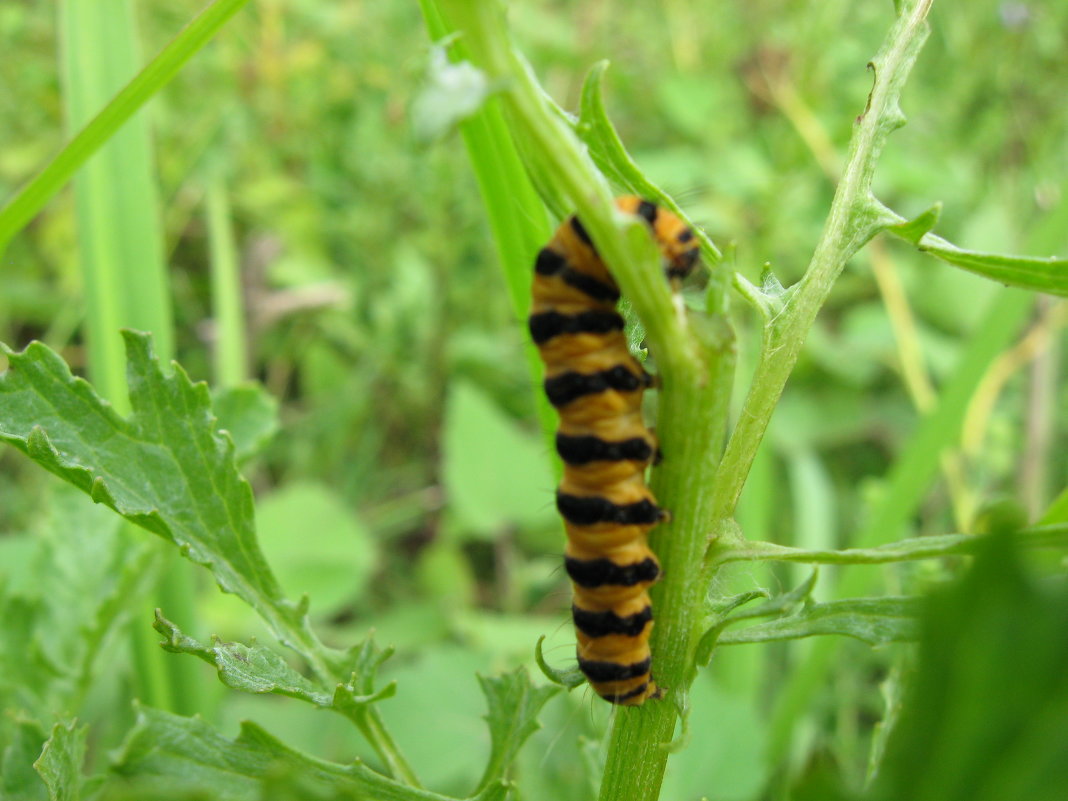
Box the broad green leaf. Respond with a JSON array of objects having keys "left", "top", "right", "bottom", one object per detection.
[
  {"left": 717, "top": 597, "right": 919, "bottom": 646},
  {"left": 473, "top": 669, "right": 559, "bottom": 793},
  {"left": 212, "top": 384, "right": 279, "bottom": 463},
  {"left": 442, "top": 380, "right": 555, "bottom": 538},
  {"left": 870, "top": 536, "right": 1068, "bottom": 801},
  {"left": 0, "top": 334, "right": 301, "bottom": 647},
  {"left": 108, "top": 704, "right": 496, "bottom": 801},
  {"left": 33, "top": 721, "right": 86, "bottom": 801},
  {"left": 256, "top": 482, "right": 377, "bottom": 616}
]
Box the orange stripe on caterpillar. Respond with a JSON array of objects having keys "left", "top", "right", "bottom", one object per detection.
[{"left": 529, "top": 195, "right": 699, "bottom": 705}]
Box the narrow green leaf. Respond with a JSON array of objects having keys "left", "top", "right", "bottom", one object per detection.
[
  {"left": 718, "top": 597, "right": 920, "bottom": 646},
  {"left": 576, "top": 60, "right": 722, "bottom": 265},
  {"left": 918, "top": 235, "right": 1068, "bottom": 296},
  {"left": 714, "top": 525, "right": 1068, "bottom": 567},
  {"left": 0, "top": 334, "right": 302, "bottom": 648},
  {"left": 205, "top": 177, "right": 249, "bottom": 388},
  {"left": 877, "top": 200, "right": 1068, "bottom": 296},
  {"left": 0, "top": 0, "right": 252, "bottom": 254},
  {"left": 886, "top": 202, "right": 941, "bottom": 244},
  {"left": 533, "top": 635, "right": 585, "bottom": 690},
  {"left": 474, "top": 669, "right": 559, "bottom": 793},
  {"left": 32, "top": 720, "right": 86, "bottom": 801}
]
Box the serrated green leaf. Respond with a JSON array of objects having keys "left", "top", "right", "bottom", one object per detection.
[
  {"left": 32, "top": 720, "right": 85, "bottom": 801},
  {"left": 154, "top": 613, "right": 398, "bottom": 731},
  {"left": 108, "top": 705, "right": 473, "bottom": 801},
  {"left": 474, "top": 669, "right": 559, "bottom": 793},
  {"left": 153, "top": 613, "right": 331, "bottom": 705},
  {"left": 0, "top": 334, "right": 300, "bottom": 644},
  {"left": 718, "top": 597, "right": 920, "bottom": 646},
  {"left": 870, "top": 535, "right": 1068, "bottom": 801},
  {"left": 211, "top": 383, "right": 279, "bottom": 463},
  {"left": 918, "top": 236, "right": 1068, "bottom": 296},
  {"left": 0, "top": 487, "right": 152, "bottom": 723}
]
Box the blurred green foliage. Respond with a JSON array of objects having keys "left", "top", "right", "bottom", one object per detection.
[{"left": 1, "top": 1, "right": 1066, "bottom": 800}]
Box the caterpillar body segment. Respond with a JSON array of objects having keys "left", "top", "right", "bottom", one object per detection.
[{"left": 529, "top": 195, "right": 699, "bottom": 705}]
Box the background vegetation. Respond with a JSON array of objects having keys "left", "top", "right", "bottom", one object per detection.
[{"left": 1, "top": 1, "right": 1066, "bottom": 799}]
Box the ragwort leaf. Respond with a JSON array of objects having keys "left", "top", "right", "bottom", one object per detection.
[
  {"left": 109, "top": 704, "right": 494, "bottom": 801},
  {"left": 717, "top": 596, "right": 920, "bottom": 646},
  {"left": 0, "top": 333, "right": 300, "bottom": 644},
  {"left": 33, "top": 720, "right": 86, "bottom": 801},
  {"left": 474, "top": 669, "right": 559, "bottom": 794}
]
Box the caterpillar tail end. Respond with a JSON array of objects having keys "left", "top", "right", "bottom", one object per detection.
[{"left": 595, "top": 677, "right": 662, "bottom": 706}]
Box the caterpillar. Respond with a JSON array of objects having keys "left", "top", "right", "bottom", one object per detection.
[{"left": 529, "top": 195, "right": 699, "bottom": 705}]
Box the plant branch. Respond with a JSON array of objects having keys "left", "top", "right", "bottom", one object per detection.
[{"left": 706, "top": 0, "right": 934, "bottom": 536}]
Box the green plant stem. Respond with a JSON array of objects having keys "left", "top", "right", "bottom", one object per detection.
[
  {"left": 706, "top": 0, "right": 934, "bottom": 535},
  {"left": 268, "top": 614, "right": 421, "bottom": 787},
  {"left": 599, "top": 347, "right": 732, "bottom": 801}
]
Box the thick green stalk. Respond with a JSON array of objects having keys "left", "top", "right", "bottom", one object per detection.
[{"left": 599, "top": 346, "right": 732, "bottom": 801}]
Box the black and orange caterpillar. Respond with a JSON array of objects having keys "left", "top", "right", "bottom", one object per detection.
[{"left": 529, "top": 196, "right": 699, "bottom": 705}]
